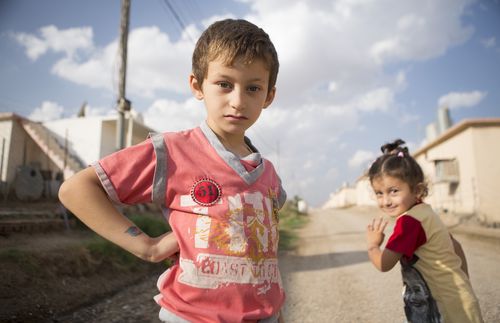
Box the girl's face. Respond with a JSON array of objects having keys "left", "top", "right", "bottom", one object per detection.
[{"left": 371, "top": 175, "right": 420, "bottom": 217}]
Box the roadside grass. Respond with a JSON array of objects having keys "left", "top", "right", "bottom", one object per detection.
[
  {"left": 86, "top": 201, "right": 309, "bottom": 262},
  {"left": 85, "top": 212, "right": 170, "bottom": 269},
  {"left": 278, "top": 200, "right": 309, "bottom": 251}
]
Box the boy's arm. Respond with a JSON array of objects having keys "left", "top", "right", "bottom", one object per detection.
[
  {"left": 59, "top": 167, "right": 179, "bottom": 262},
  {"left": 450, "top": 234, "right": 469, "bottom": 277},
  {"left": 366, "top": 217, "right": 401, "bottom": 272}
]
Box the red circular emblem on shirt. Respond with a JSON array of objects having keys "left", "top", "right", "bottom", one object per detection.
[{"left": 191, "top": 178, "right": 222, "bottom": 206}]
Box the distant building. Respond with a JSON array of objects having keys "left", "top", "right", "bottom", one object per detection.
[
  {"left": 323, "top": 117, "right": 500, "bottom": 226},
  {"left": 0, "top": 112, "right": 155, "bottom": 201},
  {"left": 322, "top": 176, "right": 376, "bottom": 209},
  {"left": 322, "top": 182, "right": 356, "bottom": 209},
  {"left": 354, "top": 176, "right": 377, "bottom": 207},
  {"left": 413, "top": 118, "right": 500, "bottom": 225}
]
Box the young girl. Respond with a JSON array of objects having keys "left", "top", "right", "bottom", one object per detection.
[{"left": 365, "top": 139, "right": 483, "bottom": 323}]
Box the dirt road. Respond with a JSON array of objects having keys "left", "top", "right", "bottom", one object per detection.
[
  {"left": 280, "top": 207, "right": 500, "bottom": 323},
  {"left": 280, "top": 207, "right": 403, "bottom": 322},
  {"left": 56, "top": 206, "right": 500, "bottom": 322}
]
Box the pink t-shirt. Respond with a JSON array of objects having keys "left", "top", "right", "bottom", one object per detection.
[{"left": 94, "top": 123, "right": 286, "bottom": 323}]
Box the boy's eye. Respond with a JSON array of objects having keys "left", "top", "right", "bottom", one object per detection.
[
  {"left": 218, "top": 82, "right": 232, "bottom": 89},
  {"left": 247, "top": 85, "right": 261, "bottom": 92},
  {"left": 390, "top": 189, "right": 399, "bottom": 194}
]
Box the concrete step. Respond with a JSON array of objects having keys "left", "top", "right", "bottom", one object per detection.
[{"left": 0, "top": 218, "right": 76, "bottom": 236}]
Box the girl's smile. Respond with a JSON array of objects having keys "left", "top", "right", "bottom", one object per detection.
[{"left": 371, "top": 175, "right": 420, "bottom": 217}]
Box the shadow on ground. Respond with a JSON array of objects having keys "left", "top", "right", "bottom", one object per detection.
[{"left": 280, "top": 250, "right": 368, "bottom": 273}]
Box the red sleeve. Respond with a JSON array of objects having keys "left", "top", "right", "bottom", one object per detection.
[
  {"left": 94, "top": 138, "right": 156, "bottom": 205},
  {"left": 385, "top": 215, "right": 427, "bottom": 258}
]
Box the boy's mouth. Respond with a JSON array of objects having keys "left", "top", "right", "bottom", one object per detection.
[{"left": 224, "top": 114, "right": 248, "bottom": 120}]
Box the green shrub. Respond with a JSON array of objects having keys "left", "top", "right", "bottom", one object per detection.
[
  {"left": 278, "top": 200, "right": 308, "bottom": 250},
  {"left": 85, "top": 213, "right": 171, "bottom": 269}
]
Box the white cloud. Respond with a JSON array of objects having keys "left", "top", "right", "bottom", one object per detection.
[
  {"left": 481, "top": 36, "right": 496, "bottom": 48},
  {"left": 29, "top": 101, "right": 64, "bottom": 122},
  {"left": 12, "top": 0, "right": 478, "bottom": 206},
  {"left": 348, "top": 150, "right": 376, "bottom": 169},
  {"left": 13, "top": 25, "right": 93, "bottom": 60},
  {"left": 355, "top": 87, "right": 394, "bottom": 112},
  {"left": 12, "top": 33, "right": 48, "bottom": 61},
  {"left": 49, "top": 26, "right": 195, "bottom": 97},
  {"left": 142, "top": 97, "right": 205, "bottom": 133},
  {"left": 438, "top": 91, "right": 487, "bottom": 109}
]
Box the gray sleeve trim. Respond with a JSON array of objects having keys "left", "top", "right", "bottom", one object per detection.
[
  {"left": 150, "top": 133, "right": 167, "bottom": 207},
  {"left": 278, "top": 180, "right": 287, "bottom": 209},
  {"left": 91, "top": 161, "right": 126, "bottom": 206}
]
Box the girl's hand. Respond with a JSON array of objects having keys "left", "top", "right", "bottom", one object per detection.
[{"left": 366, "top": 217, "right": 388, "bottom": 249}]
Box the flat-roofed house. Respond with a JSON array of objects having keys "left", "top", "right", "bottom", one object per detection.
[
  {"left": 413, "top": 118, "right": 500, "bottom": 226},
  {"left": 0, "top": 112, "right": 154, "bottom": 201}
]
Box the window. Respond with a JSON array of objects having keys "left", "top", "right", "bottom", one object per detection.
[{"left": 434, "top": 159, "right": 459, "bottom": 183}]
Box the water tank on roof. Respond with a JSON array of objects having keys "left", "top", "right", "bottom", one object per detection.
[
  {"left": 437, "top": 106, "right": 452, "bottom": 134},
  {"left": 14, "top": 165, "right": 44, "bottom": 201}
]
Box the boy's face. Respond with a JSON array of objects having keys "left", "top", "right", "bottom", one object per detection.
[{"left": 190, "top": 57, "right": 275, "bottom": 140}]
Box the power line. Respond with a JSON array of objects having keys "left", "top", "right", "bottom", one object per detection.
[{"left": 160, "top": 0, "right": 196, "bottom": 44}]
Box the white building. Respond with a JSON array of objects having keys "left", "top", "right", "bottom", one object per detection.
[
  {"left": 0, "top": 112, "right": 154, "bottom": 201},
  {"left": 323, "top": 117, "right": 500, "bottom": 226},
  {"left": 413, "top": 118, "right": 500, "bottom": 225}
]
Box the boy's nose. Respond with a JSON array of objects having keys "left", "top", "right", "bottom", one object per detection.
[
  {"left": 229, "top": 89, "right": 245, "bottom": 110},
  {"left": 383, "top": 196, "right": 392, "bottom": 206}
]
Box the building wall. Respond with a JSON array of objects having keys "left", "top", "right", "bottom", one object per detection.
[
  {"left": 322, "top": 186, "right": 356, "bottom": 209},
  {"left": 0, "top": 115, "right": 61, "bottom": 199},
  {"left": 101, "top": 120, "right": 117, "bottom": 159},
  {"left": 0, "top": 118, "right": 15, "bottom": 183},
  {"left": 355, "top": 177, "right": 377, "bottom": 206},
  {"left": 415, "top": 128, "right": 477, "bottom": 215},
  {"left": 44, "top": 117, "right": 104, "bottom": 165},
  {"left": 45, "top": 115, "right": 154, "bottom": 165},
  {"left": 101, "top": 118, "right": 152, "bottom": 159},
  {"left": 414, "top": 120, "right": 500, "bottom": 224},
  {"left": 470, "top": 126, "right": 500, "bottom": 223}
]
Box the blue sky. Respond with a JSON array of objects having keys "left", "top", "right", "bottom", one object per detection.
[{"left": 1, "top": 0, "right": 500, "bottom": 207}]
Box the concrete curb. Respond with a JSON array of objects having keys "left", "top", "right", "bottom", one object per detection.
[{"left": 447, "top": 223, "right": 500, "bottom": 240}]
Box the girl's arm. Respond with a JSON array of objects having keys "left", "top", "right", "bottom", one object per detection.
[
  {"left": 58, "top": 167, "right": 179, "bottom": 262},
  {"left": 366, "top": 217, "right": 402, "bottom": 272},
  {"left": 450, "top": 234, "right": 469, "bottom": 277}
]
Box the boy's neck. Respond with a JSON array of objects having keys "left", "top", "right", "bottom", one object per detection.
[
  {"left": 218, "top": 133, "right": 253, "bottom": 158},
  {"left": 206, "top": 122, "right": 252, "bottom": 157}
]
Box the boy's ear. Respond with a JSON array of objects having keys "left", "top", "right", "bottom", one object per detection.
[
  {"left": 262, "top": 86, "right": 276, "bottom": 109},
  {"left": 189, "top": 74, "right": 204, "bottom": 100}
]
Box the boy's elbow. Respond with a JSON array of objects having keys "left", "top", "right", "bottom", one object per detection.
[
  {"left": 58, "top": 180, "right": 70, "bottom": 204},
  {"left": 58, "top": 178, "right": 81, "bottom": 207}
]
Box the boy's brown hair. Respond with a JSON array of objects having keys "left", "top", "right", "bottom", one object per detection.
[{"left": 192, "top": 19, "right": 279, "bottom": 93}]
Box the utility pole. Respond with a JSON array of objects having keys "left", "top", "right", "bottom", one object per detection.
[{"left": 116, "top": 0, "right": 131, "bottom": 150}]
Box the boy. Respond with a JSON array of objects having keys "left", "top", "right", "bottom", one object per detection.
[{"left": 59, "top": 19, "right": 287, "bottom": 322}]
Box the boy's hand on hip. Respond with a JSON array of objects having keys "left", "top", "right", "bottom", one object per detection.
[{"left": 149, "top": 231, "right": 180, "bottom": 263}]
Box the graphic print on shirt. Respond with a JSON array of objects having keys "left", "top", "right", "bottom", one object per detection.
[
  {"left": 401, "top": 257, "right": 442, "bottom": 323},
  {"left": 178, "top": 189, "right": 281, "bottom": 293}
]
